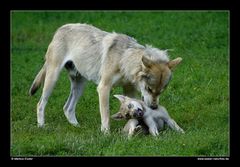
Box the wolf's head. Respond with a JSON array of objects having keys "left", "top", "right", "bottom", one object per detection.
[
  {"left": 137, "top": 50, "right": 182, "bottom": 109},
  {"left": 111, "top": 95, "right": 144, "bottom": 120}
]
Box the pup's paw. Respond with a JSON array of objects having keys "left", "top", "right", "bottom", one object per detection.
[
  {"left": 179, "top": 128, "right": 185, "bottom": 134},
  {"left": 134, "top": 125, "right": 142, "bottom": 132},
  {"left": 149, "top": 128, "right": 159, "bottom": 136},
  {"left": 72, "top": 123, "right": 80, "bottom": 128}
]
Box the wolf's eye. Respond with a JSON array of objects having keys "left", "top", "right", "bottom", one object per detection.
[
  {"left": 146, "top": 86, "right": 152, "bottom": 93},
  {"left": 128, "top": 104, "right": 133, "bottom": 109}
]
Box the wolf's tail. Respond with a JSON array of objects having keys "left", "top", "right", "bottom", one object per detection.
[{"left": 29, "top": 63, "right": 47, "bottom": 96}]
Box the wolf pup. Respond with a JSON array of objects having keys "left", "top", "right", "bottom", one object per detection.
[
  {"left": 111, "top": 95, "right": 185, "bottom": 137},
  {"left": 29, "top": 23, "right": 182, "bottom": 133}
]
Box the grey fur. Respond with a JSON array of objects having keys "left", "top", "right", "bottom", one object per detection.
[{"left": 112, "top": 95, "right": 185, "bottom": 137}]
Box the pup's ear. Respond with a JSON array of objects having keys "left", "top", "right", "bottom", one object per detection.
[
  {"left": 142, "top": 56, "right": 153, "bottom": 68},
  {"left": 167, "top": 57, "right": 182, "bottom": 70},
  {"left": 114, "top": 94, "right": 126, "bottom": 103},
  {"left": 111, "top": 112, "right": 124, "bottom": 120}
]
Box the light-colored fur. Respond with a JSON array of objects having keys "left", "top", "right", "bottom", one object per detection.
[
  {"left": 29, "top": 23, "right": 182, "bottom": 133},
  {"left": 111, "top": 95, "right": 184, "bottom": 137}
]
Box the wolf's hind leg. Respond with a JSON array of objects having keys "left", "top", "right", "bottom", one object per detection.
[
  {"left": 63, "top": 61, "right": 86, "bottom": 126},
  {"left": 37, "top": 66, "right": 62, "bottom": 127}
]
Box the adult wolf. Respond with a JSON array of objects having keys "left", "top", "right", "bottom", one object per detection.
[{"left": 29, "top": 23, "right": 182, "bottom": 133}]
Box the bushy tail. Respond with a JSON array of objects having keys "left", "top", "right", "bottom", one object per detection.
[{"left": 29, "top": 63, "right": 46, "bottom": 96}]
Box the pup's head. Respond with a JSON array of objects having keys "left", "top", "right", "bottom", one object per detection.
[
  {"left": 111, "top": 95, "right": 144, "bottom": 120},
  {"left": 137, "top": 54, "right": 182, "bottom": 110}
]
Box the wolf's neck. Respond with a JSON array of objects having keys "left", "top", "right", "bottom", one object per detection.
[
  {"left": 119, "top": 48, "right": 144, "bottom": 84},
  {"left": 119, "top": 46, "right": 169, "bottom": 85}
]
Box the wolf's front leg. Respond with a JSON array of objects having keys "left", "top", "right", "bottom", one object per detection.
[
  {"left": 97, "top": 81, "right": 112, "bottom": 134},
  {"left": 166, "top": 119, "right": 185, "bottom": 133}
]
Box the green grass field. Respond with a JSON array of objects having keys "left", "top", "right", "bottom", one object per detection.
[{"left": 11, "top": 11, "right": 229, "bottom": 156}]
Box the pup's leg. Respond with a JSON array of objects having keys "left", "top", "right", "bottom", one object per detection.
[
  {"left": 148, "top": 125, "right": 159, "bottom": 136},
  {"left": 123, "top": 119, "right": 139, "bottom": 137},
  {"left": 37, "top": 66, "right": 62, "bottom": 127},
  {"left": 166, "top": 119, "right": 185, "bottom": 133},
  {"left": 63, "top": 73, "right": 86, "bottom": 126},
  {"left": 156, "top": 119, "right": 164, "bottom": 131},
  {"left": 158, "top": 107, "right": 185, "bottom": 133},
  {"left": 123, "top": 84, "right": 137, "bottom": 98},
  {"left": 145, "top": 117, "right": 159, "bottom": 136}
]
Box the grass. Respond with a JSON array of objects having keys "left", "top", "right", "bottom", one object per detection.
[{"left": 11, "top": 11, "right": 229, "bottom": 157}]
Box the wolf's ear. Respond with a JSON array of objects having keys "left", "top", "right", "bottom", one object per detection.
[
  {"left": 137, "top": 71, "right": 150, "bottom": 82},
  {"left": 111, "top": 112, "right": 124, "bottom": 120},
  {"left": 142, "top": 56, "right": 153, "bottom": 68},
  {"left": 114, "top": 94, "right": 126, "bottom": 103},
  {"left": 167, "top": 57, "right": 182, "bottom": 70}
]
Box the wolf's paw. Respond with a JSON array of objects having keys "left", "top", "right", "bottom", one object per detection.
[
  {"left": 37, "top": 122, "right": 45, "bottom": 128},
  {"left": 101, "top": 126, "right": 110, "bottom": 135}
]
